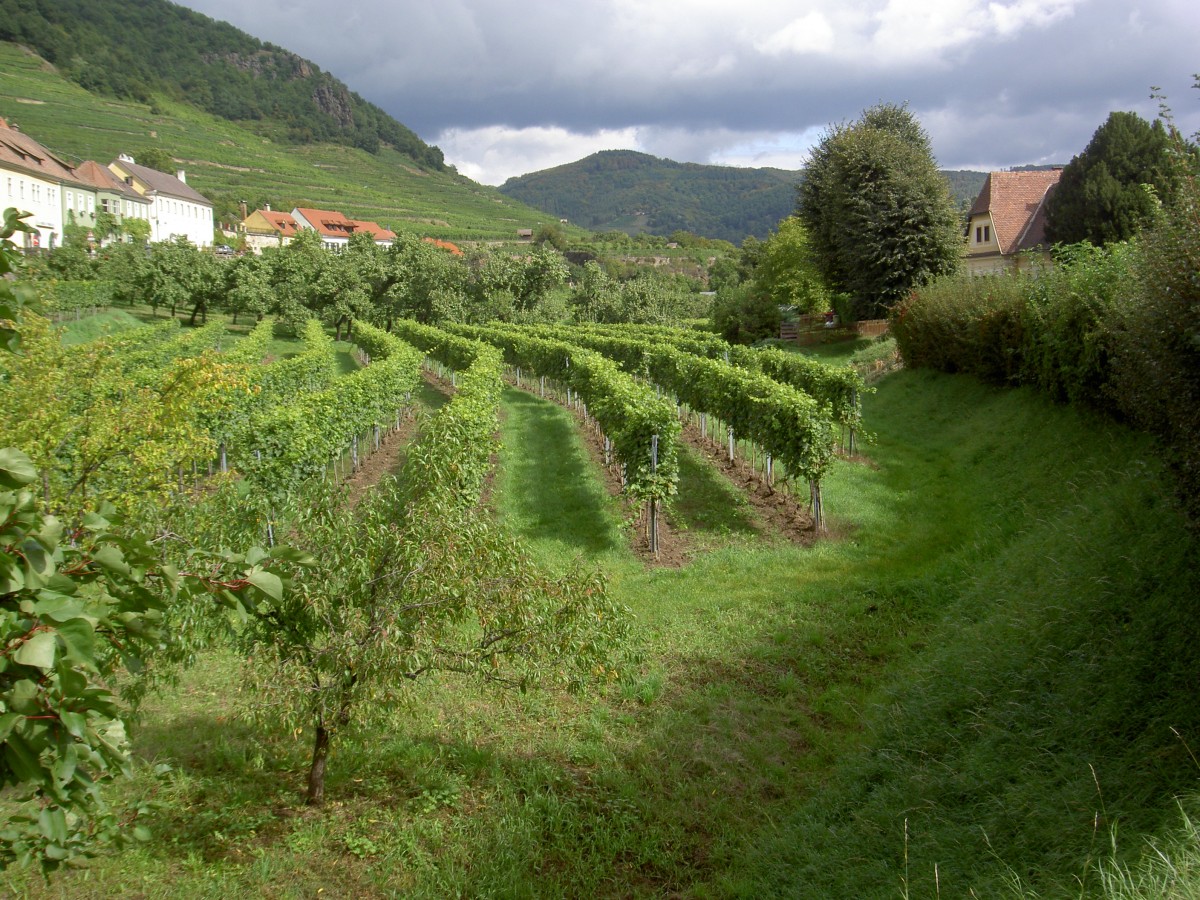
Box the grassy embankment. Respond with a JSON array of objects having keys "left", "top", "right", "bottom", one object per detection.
[
  {"left": 0, "top": 42, "right": 565, "bottom": 243},
  {"left": 4, "top": 344, "right": 1199, "bottom": 898}
]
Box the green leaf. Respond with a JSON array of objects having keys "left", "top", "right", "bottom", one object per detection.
[
  {"left": 91, "top": 545, "right": 130, "bottom": 576},
  {"left": 55, "top": 618, "right": 97, "bottom": 668},
  {"left": 0, "top": 711, "right": 20, "bottom": 743},
  {"left": 4, "top": 733, "right": 45, "bottom": 783},
  {"left": 0, "top": 448, "right": 37, "bottom": 489},
  {"left": 38, "top": 807, "right": 68, "bottom": 844},
  {"left": 13, "top": 630, "right": 57, "bottom": 669},
  {"left": 245, "top": 568, "right": 283, "bottom": 603},
  {"left": 58, "top": 711, "right": 87, "bottom": 740}
]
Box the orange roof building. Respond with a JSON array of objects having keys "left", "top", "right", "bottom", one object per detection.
[
  {"left": 965, "top": 169, "right": 1062, "bottom": 275},
  {"left": 242, "top": 207, "right": 302, "bottom": 253},
  {"left": 349, "top": 219, "right": 397, "bottom": 244},
  {"left": 291, "top": 207, "right": 357, "bottom": 248}
]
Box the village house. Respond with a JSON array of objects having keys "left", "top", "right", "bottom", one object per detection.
[
  {"left": 290, "top": 206, "right": 395, "bottom": 250},
  {"left": 348, "top": 218, "right": 397, "bottom": 247},
  {"left": 291, "top": 207, "right": 358, "bottom": 251},
  {"left": 108, "top": 153, "right": 214, "bottom": 248},
  {"left": 0, "top": 117, "right": 87, "bottom": 251},
  {"left": 70, "top": 159, "right": 151, "bottom": 243},
  {"left": 965, "top": 169, "right": 1062, "bottom": 275},
  {"left": 241, "top": 206, "right": 302, "bottom": 253}
]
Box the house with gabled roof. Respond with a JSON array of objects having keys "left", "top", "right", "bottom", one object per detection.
[
  {"left": 290, "top": 206, "right": 396, "bottom": 250},
  {"left": 242, "top": 206, "right": 301, "bottom": 253},
  {"left": 291, "top": 207, "right": 358, "bottom": 251},
  {"left": 71, "top": 160, "right": 151, "bottom": 243},
  {"left": 108, "top": 153, "right": 214, "bottom": 248},
  {"left": 0, "top": 117, "right": 85, "bottom": 251},
  {"left": 348, "top": 219, "right": 396, "bottom": 246},
  {"left": 965, "top": 169, "right": 1062, "bottom": 275}
]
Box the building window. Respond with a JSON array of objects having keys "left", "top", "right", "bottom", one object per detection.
[{"left": 984, "top": 225, "right": 990, "bottom": 242}]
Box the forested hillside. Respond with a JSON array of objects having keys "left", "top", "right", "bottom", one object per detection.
[
  {"left": 0, "top": 43, "right": 561, "bottom": 241},
  {"left": 0, "top": 0, "right": 443, "bottom": 168},
  {"left": 500, "top": 149, "right": 988, "bottom": 243}
]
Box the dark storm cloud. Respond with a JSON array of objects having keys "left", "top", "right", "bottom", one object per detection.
[{"left": 173, "top": 0, "right": 1199, "bottom": 183}]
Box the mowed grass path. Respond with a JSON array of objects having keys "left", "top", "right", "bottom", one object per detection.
[{"left": 6, "top": 367, "right": 1198, "bottom": 898}]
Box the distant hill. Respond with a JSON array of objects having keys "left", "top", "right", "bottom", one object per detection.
[
  {"left": 0, "top": 0, "right": 443, "bottom": 168},
  {"left": 0, "top": 42, "right": 563, "bottom": 242},
  {"left": 499, "top": 150, "right": 799, "bottom": 244},
  {"left": 501, "top": 150, "right": 988, "bottom": 243}
]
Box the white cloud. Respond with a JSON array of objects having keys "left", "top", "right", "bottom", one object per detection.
[
  {"left": 436, "top": 125, "right": 640, "bottom": 185},
  {"left": 755, "top": 12, "right": 837, "bottom": 56}
]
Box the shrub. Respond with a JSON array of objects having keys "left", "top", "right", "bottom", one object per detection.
[
  {"left": 890, "top": 272, "right": 1025, "bottom": 383},
  {"left": 1021, "top": 242, "right": 1130, "bottom": 406},
  {"left": 1107, "top": 167, "right": 1200, "bottom": 523}
]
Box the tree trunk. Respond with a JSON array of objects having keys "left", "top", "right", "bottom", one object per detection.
[{"left": 306, "top": 725, "right": 330, "bottom": 805}]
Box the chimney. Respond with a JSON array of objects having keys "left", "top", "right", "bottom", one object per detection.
[
  {"left": 264, "top": 203, "right": 271, "bottom": 212},
  {"left": 176, "top": 169, "right": 186, "bottom": 184}
]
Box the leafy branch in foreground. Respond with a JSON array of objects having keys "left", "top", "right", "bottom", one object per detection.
[{"left": 0, "top": 207, "right": 299, "bottom": 874}]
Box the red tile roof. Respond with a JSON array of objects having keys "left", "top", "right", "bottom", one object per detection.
[
  {"left": 350, "top": 219, "right": 397, "bottom": 242},
  {"left": 422, "top": 237, "right": 463, "bottom": 256},
  {"left": 969, "top": 170, "right": 1062, "bottom": 255},
  {"left": 292, "top": 207, "right": 357, "bottom": 239},
  {"left": 72, "top": 159, "right": 143, "bottom": 200}
]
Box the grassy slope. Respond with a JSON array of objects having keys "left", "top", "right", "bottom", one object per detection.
[
  {"left": 4, "top": 364, "right": 1198, "bottom": 898},
  {"left": 0, "top": 43, "right": 565, "bottom": 242}
]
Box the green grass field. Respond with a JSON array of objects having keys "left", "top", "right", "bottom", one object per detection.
[{"left": 4, "top": 351, "right": 1198, "bottom": 897}]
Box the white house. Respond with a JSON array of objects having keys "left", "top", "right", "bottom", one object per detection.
[
  {"left": 108, "top": 153, "right": 214, "bottom": 247},
  {"left": 0, "top": 117, "right": 83, "bottom": 251}
]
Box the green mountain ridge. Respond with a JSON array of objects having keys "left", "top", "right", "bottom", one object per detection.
[
  {"left": 0, "top": 0, "right": 442, "bottom": 167},
  {"left": 500, "top": 149, "right": 989, "bottom": 243},
  {"left": 0, "top": 41, "right": 560, "bottom": 243}
]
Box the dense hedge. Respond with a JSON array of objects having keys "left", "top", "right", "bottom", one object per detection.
[
  {"left": 890, "top": 244, "right": 1129, "bottom": 408},
  {"left": 891, "top": 196, "right": 1199, "bottom": 524}
]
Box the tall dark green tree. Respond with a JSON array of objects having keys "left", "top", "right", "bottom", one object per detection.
[
  {"left": 796, "top": 103, "right": 961, "bottom": 319},
  {"left": 1044, "top": 111, "right": 1177, "bottom": 246}
]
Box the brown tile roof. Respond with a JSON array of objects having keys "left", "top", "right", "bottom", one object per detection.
[
  {"left": 109, "top": 156, "right": 211, "bottom": 206},
  {"left": 969, "top": 169, "right": 1062, "bottom": 255},
  {"left": 0, "top": 118, "right": 82, "bottom": 185},
  {"left": 72, "top": 159, "right": 143, "bottom": 200},
  {"left": 349, "top": 219, "right": 396, "bottom": 242},
  {"left": 293, "top": 207, "right": 357, "bottom": 239}
]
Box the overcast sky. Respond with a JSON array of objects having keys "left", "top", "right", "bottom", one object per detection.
[{"left": 173, "top": 0, "right": 1199, "bottom": 186}]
